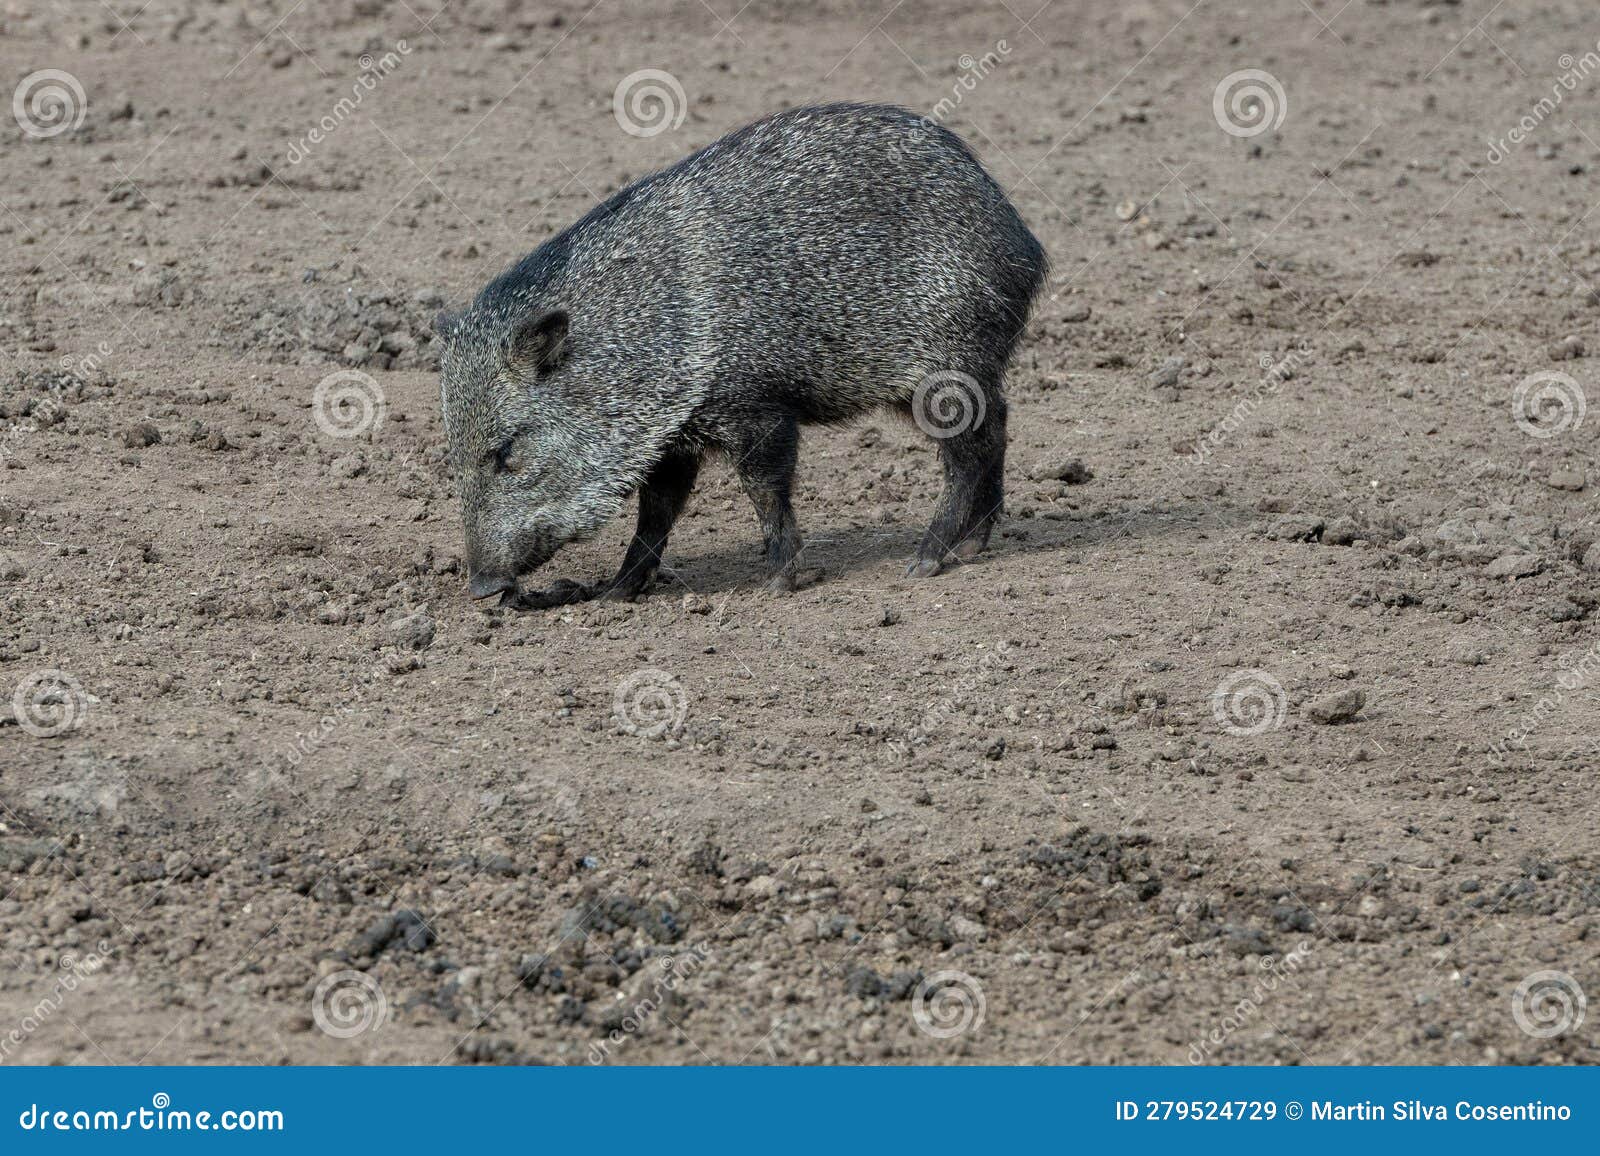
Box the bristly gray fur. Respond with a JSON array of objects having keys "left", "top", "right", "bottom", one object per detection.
[{"left": 437, "top": 102, "right": 1048, "bottom": 604}]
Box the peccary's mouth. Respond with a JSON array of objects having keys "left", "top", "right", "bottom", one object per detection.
[
  {"left": 494, "top": 578, "right": 593, "bottom": 612},
  {"left": 496, "top": 585, "right": 520, "bottom": 608}
]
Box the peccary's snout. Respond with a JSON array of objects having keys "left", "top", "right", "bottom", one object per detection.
[
  {"left": 462, "top": 506, "right": 558, "bottom": 598},
  {"left": 462, "top": 514, "right": 513, "bottom": 598}
]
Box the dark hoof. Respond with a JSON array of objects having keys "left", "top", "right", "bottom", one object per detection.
[
  {"left": 764, "top": 566, "right": 823, "bottom": 593},
  {"left": 597, "top": 564, "right": 671, "bottom": 602},
  {"left": 905, "top": 557, "right": 943, "bottom": 579}
]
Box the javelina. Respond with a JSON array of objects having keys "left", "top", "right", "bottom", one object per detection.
[{"left": 436, "top": 102, "right": 1047, "bottom": 607}]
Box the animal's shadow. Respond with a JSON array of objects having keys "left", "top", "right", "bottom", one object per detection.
[{"left": 531, "top": 498, "right": 1255, "bottom": 603}]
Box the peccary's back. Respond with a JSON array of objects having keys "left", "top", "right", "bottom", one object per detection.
[{"left": 482, "top": 104, "right": 1047, "bottom": 422}]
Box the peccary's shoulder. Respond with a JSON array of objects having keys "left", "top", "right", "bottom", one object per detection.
[{"left": 476, "top": 180, "right": 649, "bottom": 313}]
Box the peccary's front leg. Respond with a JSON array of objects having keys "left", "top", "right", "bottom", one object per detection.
[
  {"left": 599, "top": 452, "right": 700, "bottom": 600},
  {"left": 733, "top": 413, "right": 804, "bottom": 591}
]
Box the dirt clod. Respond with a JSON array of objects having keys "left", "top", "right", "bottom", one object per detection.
[
  {"left": 119, "top": 422, "right": 160, "bottom": 448},
  {"left": 1306, "top": 689, "right": 1366, "bottom": 726}
]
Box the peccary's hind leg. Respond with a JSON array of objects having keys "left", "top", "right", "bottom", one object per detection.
[
  {"left": 600, "top": 451, "right": 700, "bottom": 600},
  {"left": 733, "top": 414, "right": 804, "bottom": 591},
  {"left": 908, "top": 384, "right": 1006, "bottom": 578}
]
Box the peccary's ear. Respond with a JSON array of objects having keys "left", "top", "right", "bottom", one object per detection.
[
  {"left": 432, "top": 309, "right": 460, "bottom": 342},
  {"left": 503, "top": 308, "right": 568, "bottom": 373}
]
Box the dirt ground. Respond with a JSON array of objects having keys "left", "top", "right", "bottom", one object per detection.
[{"left": 2, "top": 0, "right": 1598, "bottom": 1066}]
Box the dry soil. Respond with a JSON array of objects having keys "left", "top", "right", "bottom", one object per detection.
[{"left": 1, "top": 0, "right": 1598, "bottom": 1065}]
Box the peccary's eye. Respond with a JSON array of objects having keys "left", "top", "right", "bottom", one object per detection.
[{"left": 489, "top": 440, "right": 514, "bottom": 474}]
